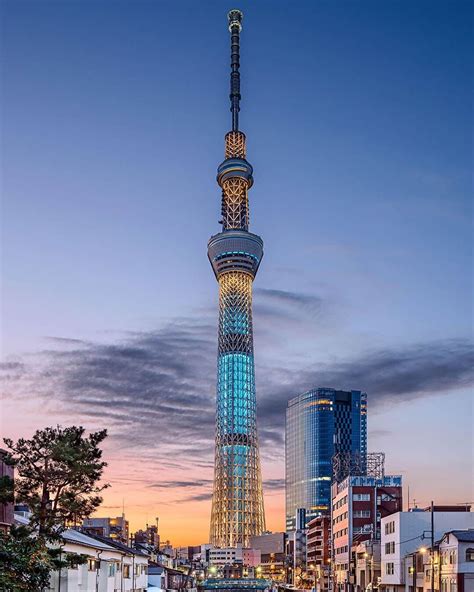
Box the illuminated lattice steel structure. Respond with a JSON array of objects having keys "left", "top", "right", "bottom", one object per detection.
[{"left": 208, "top": 9, "right": 266, "bottom": 548}]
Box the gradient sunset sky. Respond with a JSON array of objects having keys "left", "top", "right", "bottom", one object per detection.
[{"left": 1, "top": 0, "right": 472, "bottom": 545}]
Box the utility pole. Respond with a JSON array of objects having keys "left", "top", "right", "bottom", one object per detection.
[
  {"left": 412, "top": 552, "right": 416, "bottom": 592},
  {"left": 431, "top": 501, "right": 435, "bottom": 592}
]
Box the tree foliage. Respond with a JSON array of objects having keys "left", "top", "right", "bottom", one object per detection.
[
  {"left": 0, "top": 426, "right": 108, "bottom": 590},
  {"left": 0, "top": 525, "right": 52, "bottom": 591},
  {"left": 3, "top": 425, "right": 108, "bottom": 537}
]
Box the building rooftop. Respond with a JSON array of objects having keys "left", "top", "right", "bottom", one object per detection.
[
  {"left": 446, "top": 530, "right": 474, "bottom": 543},
  {"left": 63, "top": 529, "right": 118, "bottom": 551},
  {"left": 84, "top": 531, "right": 148, "bottom": 556}
]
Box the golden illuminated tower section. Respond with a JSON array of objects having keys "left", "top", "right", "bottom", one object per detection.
[{"left": 207, "top": 10, "right": 266, "bottom": 548}]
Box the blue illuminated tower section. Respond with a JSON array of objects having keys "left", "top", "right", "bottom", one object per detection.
[{"left": 208, "top": 9, "right": 266, "bottom": 548}]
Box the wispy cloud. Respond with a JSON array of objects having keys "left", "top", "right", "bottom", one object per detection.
[
  {"left": 2, "top": 290, "right": 472, "bottom": 491},
  {"left": 148, "top": 480, "right": 212, "bottom": 489}
]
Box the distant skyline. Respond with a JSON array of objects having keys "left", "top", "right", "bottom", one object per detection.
[{"left": 1, "top": 0, "right": 473, "bottom": 544}]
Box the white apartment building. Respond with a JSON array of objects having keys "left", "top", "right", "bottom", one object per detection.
[
  {"left": 209, "top": 546, "right": 243, "bottom": 565},
  {"left": 208, "top": 545, "right": 261, "bottom": 567},
  {"left": 438, "top": 530, "right": 474, "bottom": 592},
  {"left": 380, "top": 511, "right": 474, "bottom": 592},
  {"left": 14, "top": 514, "right": 148, "bottom": 591}
]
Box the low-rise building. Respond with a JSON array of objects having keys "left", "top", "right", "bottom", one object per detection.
[
  {"left": 438, "top": 530, "right": 474, "bottom": 592},
  {"left": 307, "top": 515, "right": 331, "bottom": 591},
  {"left": 83, "top": 515, "right": 130, "bottom": 545},
  {"left": 250, "top": 532, "right": 287, "bottom": 582},
  {"left": 380, "top": 510, "right": 474, "bottom": 592},
  {"left": 353, "top": 539, "right": 381, "bottom": 592},
  {"left": 0, "top": 449, "right": 14, "bottom": 533},
  {"left": 45, "top": 529, "right": 148, "bottom": 592},
  {"left": 332, "top": 473, "right": 403, "bottom": 591}
]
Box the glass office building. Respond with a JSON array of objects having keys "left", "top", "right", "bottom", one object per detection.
[{"left": 285, "top": 388, "right": 367, "bottom": 530}]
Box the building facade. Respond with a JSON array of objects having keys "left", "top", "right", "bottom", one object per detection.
[
  {"left": 42, "top": 529, "right": 148, "bottom": 592},
  {"left": 352, "top": 539, "right": 381, "bottom": 592},
  {"left": 250, "top": 532, "right": 287, "bottom": 581},
  {"left": 380, "top": 510, "right": 474, "bottom": 592},
  {"left": 307, "top": 515, "right": 332, "bottom": 591},
  {"left": 82, "top": 516, "right": 129, "bottom": 544},
  {"left": 133, "top": 522, "right": 159, "bottom": 548},
  {"left": 286, "top": 389, "right": 367, "bottom": 530},
  {"left": 332, "top": 473, "right": 403, "bottom": 591},
  {"left": 0, "top": 449, "right": 14, "bottom": 533},
  {"left": 209, "top": 9, "right": 266, "bottom": 548},
  {"left": 437, "top": 530, "right": 474, "bottom": 592}
]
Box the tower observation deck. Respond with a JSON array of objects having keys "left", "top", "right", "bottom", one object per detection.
[{"left": 208, "top": 9, "right": 266, "bottom": 548}]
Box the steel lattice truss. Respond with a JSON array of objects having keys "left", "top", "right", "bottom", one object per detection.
[
  {"left": 225, "top": 131, "right": 246, "bottom": 159},
  {"left": 221, "top": 132, "right": 250, "bottom": 230},
  {"left": 211, "top": 273, "right": 266, "bottom": 547},
  {"left": 221, "top": 177, "right": 249, "bottom": 230},
  {"left": 332, "top": 451, "right": 386, "bottom": 483},
  {"left": 210, "top": 265, "right": 266, "bottom": 547}
]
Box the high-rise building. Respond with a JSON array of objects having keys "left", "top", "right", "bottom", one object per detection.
[
  {"left": 208, "top": 10, "right": 265, "bottom": 548},
  {"left": 286, "top": 388, "right": 367, "bottom": 530}
]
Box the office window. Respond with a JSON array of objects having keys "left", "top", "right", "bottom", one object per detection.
[
  {"left": 353, "top": 494, "right": 371, "bottom": 501},
  {"left": 354, "top": 510, "right": 371, "bottom": 518}
]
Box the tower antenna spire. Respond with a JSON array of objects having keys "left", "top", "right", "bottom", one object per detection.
[{"left": 228, "top": 9, "right": 243, "bottom": 131}]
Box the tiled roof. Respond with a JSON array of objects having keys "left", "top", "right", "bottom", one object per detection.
[{"left": 63, "top": 529, "right": 118, "bottom": 551}]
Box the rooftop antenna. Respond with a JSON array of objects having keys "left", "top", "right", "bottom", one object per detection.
[{"left": 228, "top": 9, "right": 243, "bottom": 131}]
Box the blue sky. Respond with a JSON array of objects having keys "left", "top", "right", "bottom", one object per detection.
[{"left": 1, "top": 0, "right": 472, "bottom": 540}]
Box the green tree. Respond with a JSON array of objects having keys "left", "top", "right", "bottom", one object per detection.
[
  {"left": 3, "top": 425, "right": 108, "bottom": 537},
  {"left": 0, "top": 525, "right": 51, "bottom": 591},
  {"left": 0, "top": 426, "right": 108, "bottom": 590}
]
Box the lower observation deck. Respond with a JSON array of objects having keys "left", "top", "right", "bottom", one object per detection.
[
  {"left": 208, "top": 230, "right": 263, "bottom": 279},
  {"left": 200, "top": 579, "right": 271, "bottom": 592}
]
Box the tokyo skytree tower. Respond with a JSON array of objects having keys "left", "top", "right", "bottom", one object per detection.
[{"left": 208, "top": 10, "right": 266, "bottom": 548}]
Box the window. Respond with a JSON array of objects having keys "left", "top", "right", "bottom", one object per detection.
[
  {"left": 385, "top": 542, "right": 395, "bottom": 554},
  {"left": 385, "top": 521, "right": 395, "bottom": 535},
  {"left": 123, "top": 564, "right": 131, "bottom": 578},
  {"left": 386, "top": 563, "right": 394, "bottom": 575},
  {"left": 353, "top": 494, "right": 371, "bottom": 501},
  {"left": 354, "top": 510, "right": 371, "bottom": 518},
  {"left": 108, "top": 563, "right": 117, "bottom": 577},
  {"left": 88, "top": 559, "right": 99, "bottom": 571},
  {"left": 450, "top": 581, "right": 457, "bottom": 592},
  {"left": 449, "top": 551, "right": 456, "bottom": 565},
  {"left": 466, "top": 548, "right": 474, "bottom": 562}
]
